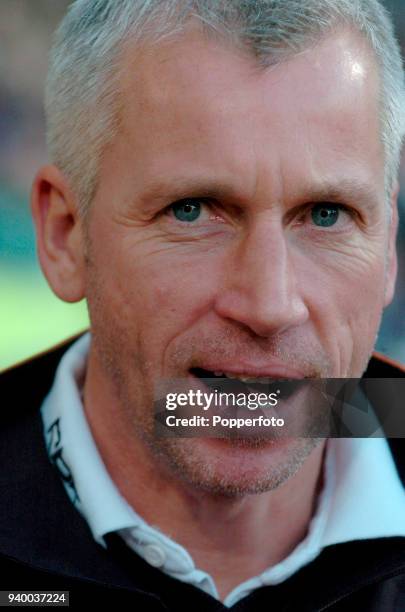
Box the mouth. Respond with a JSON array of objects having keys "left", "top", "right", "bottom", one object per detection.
[{"left": 189, "top": 367, "right": 305, "bottom": 399}]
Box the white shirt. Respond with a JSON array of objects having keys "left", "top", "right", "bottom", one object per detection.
[{"left": 41, "top": 332, "right": 405, "bottom": 607}]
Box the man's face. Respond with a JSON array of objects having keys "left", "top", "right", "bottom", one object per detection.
[{"left": 82, "top": 28, "right": 396, "bottom": 493}]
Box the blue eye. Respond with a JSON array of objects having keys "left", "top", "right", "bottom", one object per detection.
[
  {"left": 172, "top": 200, "right": 201, "bottom": 222},
  {"left": 311, "top": 204, "right": 340, "bottom": 227}
]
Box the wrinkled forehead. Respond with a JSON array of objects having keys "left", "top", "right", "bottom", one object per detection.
[
  {"left": 91, "top": 25, "right": 386, "bottom": 215},
  {"left": 117, "top": 23, "right": 380, "bottom": 118}
]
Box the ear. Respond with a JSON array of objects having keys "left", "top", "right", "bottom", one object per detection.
[
  {"left": 383, "top": 182, "right": 399, "bottom": 308},
  {"left": 31, "top": 165, "right": 86, "bottom": 303}
]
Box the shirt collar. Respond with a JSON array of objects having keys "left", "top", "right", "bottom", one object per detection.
[
  {"left": 41, "top": 332, "right": 137, "bottom": 544},
  {"left": 322, "top": 436, "right": 405, "bottom": 545}
]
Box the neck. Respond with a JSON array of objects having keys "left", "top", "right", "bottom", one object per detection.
[{"left": 83, "top": 352, "right": 326, "bottom": 600}]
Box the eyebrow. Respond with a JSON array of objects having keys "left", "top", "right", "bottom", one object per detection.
[
  {"left": 302, "top": 179, "right": 381, "bottom": 211},
  {"left": 139, "top": 177, "right": 241, "bottom": 207},
  {"left": 139, "top": 176, "right": 381, "bottom": 211}
]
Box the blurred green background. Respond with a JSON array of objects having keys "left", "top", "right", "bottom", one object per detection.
[
  {"left": 1, "top": 0, "right": 405, "bottom": 371},
  {"left": 0, "top": 0, "right": 88, "bottom": 370}
]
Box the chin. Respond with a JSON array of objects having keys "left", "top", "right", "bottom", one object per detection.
[{"left": 152, "top": 436, "right": 321, "bottom": 497}]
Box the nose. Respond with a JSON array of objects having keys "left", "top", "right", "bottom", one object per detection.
[{"left": 214, "top": 220, "right": 309, "bottom": 338}]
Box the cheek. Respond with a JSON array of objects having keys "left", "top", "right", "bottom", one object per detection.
[
  {"left": 343, "top": 269, "right": 386, "bottom": 373},
  {"left": 300, "top": 250, "right": 387, "bottom": 375},
  {"left": 106, "top": 244, "right": 225, "bottom": 364},
  {"left": 139, "top": 255, "right": 220, "bottom": 325}
]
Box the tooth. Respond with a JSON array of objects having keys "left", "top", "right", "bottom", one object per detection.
[
  {"left": 214, "top": 371, "right": 224, "bottom": 377},
  {"left": 223, "top": 373, "right": 257, "bottom": 382}
]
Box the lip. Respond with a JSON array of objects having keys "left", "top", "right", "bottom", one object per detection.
[{"left": 189, "top": 362, "right": 307, "bottom": 380}]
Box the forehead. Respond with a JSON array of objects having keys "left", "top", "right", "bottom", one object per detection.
[{"left": 111, "top": 26, "right": 384, "bottom": 204}]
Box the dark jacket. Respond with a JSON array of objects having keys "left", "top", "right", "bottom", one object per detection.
[{"left": 1, "top": 337, "right": 405, "bottom": 611}]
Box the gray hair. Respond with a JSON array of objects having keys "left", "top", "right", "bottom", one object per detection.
[{"left": 45, "top": 0, "right": 405, "bottom": 215}]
